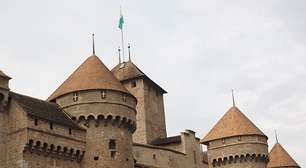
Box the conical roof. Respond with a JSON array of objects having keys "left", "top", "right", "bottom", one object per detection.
[
  {"left": 201, "top": 106, "right": 266, "bottom": 144},
  {"left": 48, "top": 55, "right": 129, "bottom": 101},
  {"left": 267, "top": 143, "right": 300, "bottom": 168}
]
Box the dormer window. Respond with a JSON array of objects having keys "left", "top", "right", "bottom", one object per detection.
[
  {"left": 101, "top": 90, "right": 106, "bottom": 99},
  {"left": 73, "top": 92, "right": 79, "bottom": 102}
]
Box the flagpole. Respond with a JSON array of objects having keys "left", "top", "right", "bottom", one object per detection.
[{"left": 121, "top": 27, "right": 125, "bottom": 62}]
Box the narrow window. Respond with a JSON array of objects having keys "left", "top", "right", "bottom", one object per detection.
[
  {"left": 109, "top": 139, "right": 116, "bottom": 149},
  {"left": 50, "top": 122, "right": 53, "bottom": 130},
  {"left": 153, "top": 154, "right": 157, "bottom": 160},
  {"left": 238, "top": 136, "right": 241, "bottom": 141},
  {"left": 122, "top": 94, "right": 127, "bottom": 102},
  {"left": 69, "top": 128, "right": 72, "bottom": 135},
  {"left": 34, "top": 119, "right": 38, "bottom": 126},
  {"left": 222, "top": 138, "right": 225, "bottom": 144},
  {"left": 193, "top": 151, "right": 197, "bottom": 164},
  {"left": 101, "top": 90, "right": 106, "bottom": 99},
  {"left": 131, "top": 81, "right": 137, "bottom": 88},
  {"left": 73, "top": 92, "right": 79, "bottom": 102}
]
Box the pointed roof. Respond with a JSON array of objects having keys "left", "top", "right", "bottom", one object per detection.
[
  {"left": 267, "top": 143, "right": 300, "bottom": 168},
  {"left": 11, "top": 92, "right": 84, "bottom": 130},
  {"left": 201, "top": 106, "right": 266, "bottom": 144},
  {"left": 0, "top": 70, "right": 11, "bottom": 79},
  {"left": 48, "top": 55, "right": 129, "bottom": 101},
  {"left": 111, "top": 61, "right": 167, "bottom": 93},
  {"left": 112, "top": 61, "right": 145, "bottom": 81}
]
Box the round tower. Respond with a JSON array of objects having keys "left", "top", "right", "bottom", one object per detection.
[
  {"left": 48, "top": 55, "right": 137, "bottom": 168},
  {"left": 201, "top": 106, "right": 269, "bottom": 168}
]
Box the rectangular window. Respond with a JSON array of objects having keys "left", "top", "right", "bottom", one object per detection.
[
  {"left": 34, "top": 119, "right": 38, "bottom": 126},
  {"left": 69, "top": 128, "right": 72, "bottom": 135},
  {"left": 131, "top": 81, "right": 137, "bottom": 88},
  {"left": 193, "top": 151, "right": 197, "bottom": 164},
  {"left": 50, "top": 122, "right": 53, "bottom": 130},
  {"left": 109, "top": 139, "right": 116, "bottom": 149}
]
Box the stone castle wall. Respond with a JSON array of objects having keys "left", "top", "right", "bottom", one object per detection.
[
  {"left": 55, "top": 89, "right": 137, "bottom": 168},
  {"left": 122, "top": 78, "right": 167, "bottom": 144}
]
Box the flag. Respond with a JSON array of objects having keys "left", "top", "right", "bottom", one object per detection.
[{"left": 118, "top": 13, "right": 124, "bottom": 30}]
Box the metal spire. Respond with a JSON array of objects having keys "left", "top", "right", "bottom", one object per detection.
[
  {"left": 274, "top": 129, "right": 279, "bottom": 143},
  {"left": 232, "top": 89, "right": 236, "bottom": 107},
  {"left": 118, "top": 46, "right": 122, "bottom": 64},
  {"left": 128, "top": 43, "right": 131, "bottom": 62},
  {"left": 92, "top": 33, "right": 95, "bottom": 55}
]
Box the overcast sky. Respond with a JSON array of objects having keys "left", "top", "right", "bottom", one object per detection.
[{"left": 1, "top": 0, "right": 305, "bottom": 166}]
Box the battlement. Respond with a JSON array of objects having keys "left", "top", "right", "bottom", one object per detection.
[
  {"left": 211, "top": 153, "right": 268, "bottom": 167},
  {"left": 74, "top": 114, "right": 136, "bottom": 133}
]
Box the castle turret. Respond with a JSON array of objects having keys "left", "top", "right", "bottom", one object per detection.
[
  {"left": 201, "top": 106, "right": 269, "bottom": 168},
  {"left": 0, "top": 70, "right": 11, "bottom": 111},
  {"left": 48, "top": 55, "right": 137, "bottom": 168},
  {"left": 267, "top": 143, "right": 300, "bottom": 168},
  {"left": 112, "top": 61, "right": 167, "bottom": 144}
]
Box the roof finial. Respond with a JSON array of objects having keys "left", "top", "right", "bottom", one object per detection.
[
  {"left": 92, "top": 33, "right": 96, "bottom": 55},
  {"left": 274, "top": 129, "right": 279, "bottom": 143},
  {"left": 118, "top": 46, "right": 122, "bottom": 64},
  {"left": 232, "top": 89, "right": 236, "bottom": 107},
  {"left": 128, "top": 43, "right": 131, "bottom": 62}
]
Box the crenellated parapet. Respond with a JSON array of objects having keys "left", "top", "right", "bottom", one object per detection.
[
  {"left": 211, "top": 153, "right": 269, "bottom": 167},
  {"left": 24, "top": 139, "right": 85, "bottom": 162},
  {"left": 73, "top": 114, "right": 137, "bottom": 133}
]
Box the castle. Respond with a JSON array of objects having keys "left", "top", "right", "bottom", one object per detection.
[{"left": 0, "top": 48, "right": 301, "bottom": 168}]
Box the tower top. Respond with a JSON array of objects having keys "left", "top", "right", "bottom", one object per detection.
[
  {"left": 111, "top": 61, "right": 167, "bottom": 94},
  {"left": 201, "top": 106, "right": 266, "bottom": 144},
  {"left": 48, "top": 55, "right": 129, "bottom": 101},
  {"left": 267, "top": 143, "right": 300, "bottom": 168}
]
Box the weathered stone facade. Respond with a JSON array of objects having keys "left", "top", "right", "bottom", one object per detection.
[{"left": 0, "top": 53, "right": 300, "bottom": 168}]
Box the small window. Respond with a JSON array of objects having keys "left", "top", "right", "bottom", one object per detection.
[
  {"left": 73, "top": 92, "right": 79, "bottom": 102},
  {"left": 50, "top": 122, "right": 53, "bottom": 130},
  {"left": 109, "top": 139, "right": 116, "bottom": 149},
  {"left": 94, "top": 156, "right": 99, "bottom": 160},
  {"left": 153, "top": 154, "right": 157, "bottom": 160},
  {"left": 222, "top": 138, "right": 225, "bottom": 144},
  {"left": 69, "top": 128, "right": 72, "bottom": 135},
  {"left": 131, "top": 81, "right": 137, "bottom": 88},
  {"left": 101, "top": 90, "right": 106, "bottom": 99},
  {"left": 238, "top": 136, "right": 241, "bottom": 141},
  {"left": 122, "top": 94, "right": 127, "bottom": 102},
  {"left": 111, "top": 151, "right": 116, "bottom": 158},
  {"left": 34, "top": 119, "right": 38, "bottom": 126}
]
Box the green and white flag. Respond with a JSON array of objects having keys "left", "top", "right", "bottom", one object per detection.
[{"left": 118, "top": 13, "right": 124, "bottom": 30}]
